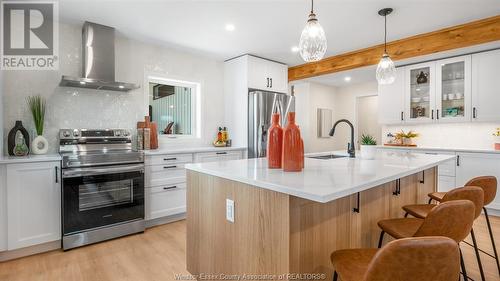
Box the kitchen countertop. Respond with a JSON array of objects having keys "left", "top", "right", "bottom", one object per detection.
[
  {"left": 0, "top": 154, "right": 62, "bottom": 164},
  {"left": 185, "top": 151, "right": 455, "bottom": 203},
  {"left": 143, "top": 146, "right": 246, "bottom": 155},
  {"left": 377, "top": 145, "right": 500, "bottom": 154}
]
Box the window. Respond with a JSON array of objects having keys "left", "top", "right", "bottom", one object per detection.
[{"left": 147, "top": 76, "right": 200, "bottom": 138}]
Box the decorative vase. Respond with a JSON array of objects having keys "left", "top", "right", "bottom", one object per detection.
[
  {"left": 7, "top": 121, "right": 30, "bottom": 156},
  {"left": 282, "top": 112, "right": 303, "bottom": 172},
  {"left": 267, "top": 113, "right": 283, "bottom": 169},
  {"left": 416, "top": 71, "right": 428, "bottom": 84},
  {"left": 360, "top": 145, "right": 377, "bottom": 160},
  {"left": 31, "top": 135, "right": 49, "bottom": 155},
  {"left": 403, "top": 137, "right": 413, "bottom": 146}
]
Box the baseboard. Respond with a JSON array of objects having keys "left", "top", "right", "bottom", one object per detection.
[
  {"left": 0, "top": 240, "right": 61, "bottom": 262},
  {"left": 145, "top": 213, "right": 186, "bottom": 228},
  {"left": 485, "top": 205, "right": 500, "bottom": 217}
]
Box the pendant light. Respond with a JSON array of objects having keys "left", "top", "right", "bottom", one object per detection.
[
  {"left": 376, "top": 8, "right": 396, "bottom": 85},
  {"left": 299, "top": 0, "right": 327, "bottom": 62}
]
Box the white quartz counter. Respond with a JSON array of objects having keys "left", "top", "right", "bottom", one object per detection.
[
  {"left": 144, "top": 146, "right": 246, "bottom": 155},
  {"left": 0, "top": 154, "right": 62, "bottom": 164},
  {"left": 185, "top": 151, "right": 455, "bottom": 203},
  {"left": 377, "top": 145, "right": 500, "bottom": 154}
]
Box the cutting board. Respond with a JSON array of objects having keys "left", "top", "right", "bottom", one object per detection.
[{"left": 384, "top": 143, "right": 417, "bottom": 147}]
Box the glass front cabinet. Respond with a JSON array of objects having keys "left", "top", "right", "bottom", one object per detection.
[{"left": 403, "top": 55, "right": 471, "bottom": 123}]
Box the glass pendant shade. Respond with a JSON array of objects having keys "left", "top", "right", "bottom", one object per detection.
[
  {"left": 299, "top": 14, "right": 327, "bottom": 62},
  {"left": 376, "top": 53, "right": 396, "bottom": 85}
]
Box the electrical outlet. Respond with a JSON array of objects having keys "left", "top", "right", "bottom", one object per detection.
[{"left": 226, "top": 199, "right": 234, "bottom": 223}]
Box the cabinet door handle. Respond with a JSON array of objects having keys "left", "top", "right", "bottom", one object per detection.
[
  {"left": 163, "top": 186, "right": 177, "bottom": 190},
  {"left": 436, "top": 109, "right": 439, "bottom": 120},
  {"left": 456, "top": 155, "right": 460, "bottom": 167},
  {"left": 473, "top": 107, "right": 477, "bottom": 119},
  {"left": 431, "top": 110, "right": 434, "bottom": 120},
  {"left": 401, "top": 111, "right": 404, "bottom": 121},
  {"left": 55, "top": 166, "right": 59, "bottom": 183},
  {"left": 216, "top": 152, "right": 228, "bottom": 155},
  {"left": 270, "top": 78, "right": 273, "bottom": 88},
  {"left": 163, "top": 165, "right": 177, "bottom": 169},
  {"left": 164, "top": 157, "right": 177, "bottom": 161},
  {"left": 393, "top": 179, "right": 401, "bottom": 195},
  {"left": 266, "top": 78, "right": 270, "bottom": 88},
  {"left": 352, "top": 192, "right": 360, "bottom": 213},
  {"left": 419, "top": 171, "right": 425, "bottom": 184}
]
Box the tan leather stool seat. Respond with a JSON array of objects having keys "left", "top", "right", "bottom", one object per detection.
[
  {"left": 377, "top": 218, "right": 423, "bottom": 239},
  {"left": 403, "top": 204, "right": 437, "bottom": 218},
  {"left": 330, "top": 248, "right": 378, "bottom": 281},
  {"left": 428, "top": 191, "right": 445, "bottom": 202}
]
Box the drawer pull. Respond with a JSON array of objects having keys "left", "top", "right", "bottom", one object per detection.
[
  {"left": 163, "top": 165, "right": 177, "bottom": 169},
  {"left": 216, "top": 152, "right": 228, "bottom": 155},
  {"left": 163, "top": 186, "right": 177, "bottom": 190},
  {"left": 164, "top": 158, "right": 177, "bottom": 161}
]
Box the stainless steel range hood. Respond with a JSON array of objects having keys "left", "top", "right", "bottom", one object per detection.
[{"left": 60, "top": 22, "right": 139, "bottom": 92}]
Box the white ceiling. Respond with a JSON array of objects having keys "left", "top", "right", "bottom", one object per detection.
[{"left": 58, "top": 0, "right": 500, "bottom": 66}]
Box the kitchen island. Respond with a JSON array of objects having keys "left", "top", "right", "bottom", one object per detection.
[{"left": 185, "top": 151, "right": 455, "bottom": 280}]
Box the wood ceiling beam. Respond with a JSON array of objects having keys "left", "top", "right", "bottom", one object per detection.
[{"left": 288, "top": 15, "right": 500, "bottom": 81}]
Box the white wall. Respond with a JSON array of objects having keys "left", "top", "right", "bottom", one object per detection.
[
  {"left": 383, "top": 123, "right": 500, "bottom": 150},
  {"left": 357, "top": 95, "right": 382, "bottom": 145},
  {"left": 294, "top": 82, "right": 337, "bottom": 153},
  {"left": 2, "top": 22, "right": 225, "bottom": 154},
  {"left": 333, "top": 82, "right": 378, "bottom": 150}
]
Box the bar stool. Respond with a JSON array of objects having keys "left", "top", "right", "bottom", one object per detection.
[
  {"left": 377, "top": 200, "right": 476, "bottom": 280},
  {"left": 331, "top": 236, "right": 460, "bottom": 281},
  {"left": 429, "top": 176, "right": 499, "bottom": 276},
  {"left": 403, "top": 186, "right": 486, "bottom": 281}
]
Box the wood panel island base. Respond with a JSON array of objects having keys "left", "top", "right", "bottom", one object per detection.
[{"left": 186, "top": 153, "right": 453, "bottom": 280}]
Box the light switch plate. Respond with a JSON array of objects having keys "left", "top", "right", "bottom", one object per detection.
[{"left": 226, "top": 199, "right": 234, "bottom": 223}]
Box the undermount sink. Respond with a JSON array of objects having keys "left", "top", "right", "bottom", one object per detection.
[{"left": 307, "top": 154, "right": 348, "bottom": 160}]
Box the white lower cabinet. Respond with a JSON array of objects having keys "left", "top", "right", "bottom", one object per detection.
[
  {"left": 6, "top": 161, "right": 61, "bottom": 250},
  {"left": 145, "top": 149, "right": 244, "bottom": 223},
  {"left": 456, "top": 152, "right": 500, "bottom": 211},
  {"left": 438, "top": 175, "right": 457, "bottom": 193},
  {"left": 0, "top": 165, "right": 7, "bottom": 252}
]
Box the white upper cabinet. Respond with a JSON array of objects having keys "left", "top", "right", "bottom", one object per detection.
[
  {"left": 436, "top": 55, "right": 472, "bottom": 123},
  {"left": 378, "top": 67, "right": 405, "bottom": 124},
  {"left": 471, "top": 49, "right": 500, "bottom": 122},
  {"left": 6, "top": 162, "right": 61, "bottom": 250},
  {"left": 404, "top": 61, "right": 436, "bottom": 123},
  {"left": 247, "top": 56, "right": 288, "bottom": 93}
]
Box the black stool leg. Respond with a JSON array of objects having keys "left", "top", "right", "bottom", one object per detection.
[
  {"left": 471, "top": 228, "right": 486, "bottom": 281},
  {"left": 460, "top": 248, "right": 468, "bottom": 281},
  {"left": 333, "top": 271, "right": 338, "bottom": 281},
  {"left": 378, "top": 231, "right": 385, "bottom": 248},
  {"left": 484, "top": 207, "right": 500, "bottom": 276},
  {"left": 428, "top": 198, "right": 433, "bottom": 204}
]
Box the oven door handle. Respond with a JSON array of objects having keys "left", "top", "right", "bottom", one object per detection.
[{"left": 62, "top": 164, "right": 145, "bottom": 178}]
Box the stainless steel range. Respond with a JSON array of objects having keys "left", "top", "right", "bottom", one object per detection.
[{"left": 59, "top": 128, "right": 145, "bottom": 250}]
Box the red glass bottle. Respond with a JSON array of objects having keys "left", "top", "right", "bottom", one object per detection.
[
  {"left": 282, "top": 112, "right": 303, "bottom": 172},
  {"left": 267, "top": 113, "right": 283, "bottom": 169}
]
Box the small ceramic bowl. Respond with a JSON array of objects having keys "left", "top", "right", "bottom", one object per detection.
[
  {"left": 447, "top": 93, "right": 455, "bottom": 100},
  {"left": 411, "top": 97, "right": 421, "bottom": 103}
]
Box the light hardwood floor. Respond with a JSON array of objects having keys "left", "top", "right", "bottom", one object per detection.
[{"left": 0, "top": 216, "right": 499, "bottom": 281}]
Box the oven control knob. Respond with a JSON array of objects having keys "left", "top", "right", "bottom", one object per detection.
[
  {"left": 115, "top": 130, "right": 122, "bottom": 137},
  {"left": 123, "top": 130, "right": 130, "bottom": 136},
  {"left": 72, "top": 130, "right": 80, "bottom": 137},
  {"left": 62, "top": 130, "right": 71, "bottom": 138}
]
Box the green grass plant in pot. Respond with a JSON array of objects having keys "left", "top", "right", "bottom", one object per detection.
[
  {"left": 27, "top": 95, "right": 49, "bottom": 154},
  {"left": 360, "top": 134, "right": 377, "bottom": 159}
]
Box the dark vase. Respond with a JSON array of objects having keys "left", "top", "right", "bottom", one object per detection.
[
  {"left": 7, "top": 121, "right": 30, "bottom": 156},
  {"left": 416, "top": 71, "right": 428, "bottom": 84}
]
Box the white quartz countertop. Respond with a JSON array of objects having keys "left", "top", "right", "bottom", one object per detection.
[
  {"left": 144, "top": 146, "right": 246, "bottom": 155},
  {"left": 377, "top": 145, "right": 500, "bottom": 154},
  {"left": 0, "top": 154, "right": 62, "bottom": 164},
  {"left": 185, "top": 151, "right": 455, "bottom": 203}
]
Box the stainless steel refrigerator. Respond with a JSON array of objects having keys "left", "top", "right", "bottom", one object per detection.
[{"left": 248, "top": 90, "right": 295, "bottom": 158}]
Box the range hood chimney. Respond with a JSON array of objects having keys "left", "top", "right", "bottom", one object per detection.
[{"left": 60, "top": 22, "right": 139, "bottom": 92}]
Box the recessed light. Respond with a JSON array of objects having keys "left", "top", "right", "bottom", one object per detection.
[
  {"left": 225, "top": 24, "right": 235, "bottom": 31},
  {"left": 291, "top": 46, "right": 300, "bottom": 53},
  {"left": 119, "top": 85, "right": 124, "bottom": 89},
  {"left": 79, "top": 81, "right": 86, "bottom": 85},
  {"left": 344, "top": 76, "right": 352, "bottom": 82}
]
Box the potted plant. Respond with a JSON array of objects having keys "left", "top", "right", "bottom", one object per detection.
[
  {"left": 493, "top": 128, "right": 500, "bottom": 150},
  {"left": 395, "top": 130, "right": 419, "bottom": 146},
  {"left": 27, "top": 95, "right": 49, "bottom": 154},
  {"left": 360, "top": 134, "right": 377, "bottom": 159}
]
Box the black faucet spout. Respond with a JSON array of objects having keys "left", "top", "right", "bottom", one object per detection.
[{"left": 329, "top": 119, "right": 355, "bottom": 158}]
